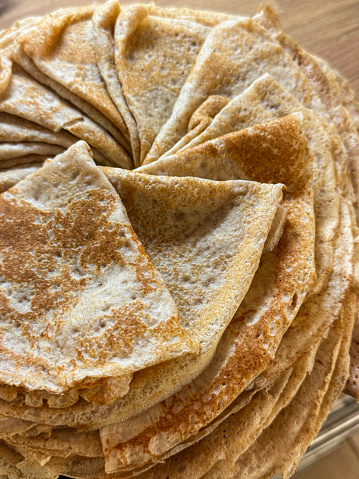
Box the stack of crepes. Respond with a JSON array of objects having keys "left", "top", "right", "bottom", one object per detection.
[{"left": 0, "top": 2, "right": 358, "bottom": 479}]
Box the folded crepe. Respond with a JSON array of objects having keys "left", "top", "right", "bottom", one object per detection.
[
  {"left": 254, "top": 5, "right": 359, "bottom": 406},
  {"left": 113, "top": 4, "right": 210, "bottom": 164},
  {"left": 13, "top": 6, "right": 131, "bottom": 155},
  {"left": 0, "top": 62, "right": 132, "bottom": 168},
  {"left": 229, "top": 295, "right": 353, "bottom": 479},
  {"left": 99, "top": 114, "right": 315, "bottom": 473},
  {"left": 0, "top": 136, "right": 284, "bottom": 417},
  {"left": 0, "top": 164, "right": 44, "bottom": 195},
  {"left": 0, "top": 141, "right": 199, "bottom": 393},
  {"left": 144, "top": 16, "right": 320, "bottom": 165},
  {"left": 140, "top": 82, "right": 339, "bottom": 295}
]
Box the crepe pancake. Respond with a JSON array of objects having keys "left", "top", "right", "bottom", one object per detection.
[
  {"left": 0, "top": 141, "right": 201, "bottom": 394},
  {"left": 98, "top": 99, "right": 349, "bottom": 470},
  {"left": 0, "top": 63, "right": 131, "bottom": 168},
  {"left": 0, "top": 113, "right": 78, "bottom": 148},
  {"left": 92, "top": 0, "right": 233, "bottom": 167},
  {"left": 113, "top": 4, "right": 209, "bottom": 164},
  {"left": 140, "top": 93, "right": 338, "bottom": 297},
  {"left": 1, "top": 367, "right": 293, "bottom": 479},
  {"left": 253, "top": 197, "right": 354, "bottom": 389},
  {"left": 2, "top": 288, "right": 351, "bottom": 478},
  {"left": 93, "top": 166, "right": 283, "bottom": 420},
  {"left": 0, "top": 143, "right": 65, "bottom": 167},
  {"left": 143, "top": 17, "right": 323, "bottom": 165},
  {"left": 229, "top": 297, "right": 353, "bottom": 479},
  {"left": 0, "top": 4, "right": 356, "bottom": 479},
  {"left": 0, "top": 149, "right": 286, "bottom": 472},
  {"left": 13, "top": 6, "right": 131, "bottom": 155},
  {"left": 0, "top": 111, "right": 112, "bottom": 164},
  {"left": 89, "top": 335, "right": 318, "bottom": 479},
  {"left": 93, "top": 0, "right": 141, "bottom": 167},
  {"left": 98, "top": 115, "right": 315, "bottom": 473},
  {"left": 0, "top": 117, "right": 303, "bottom": 438},
  {"left": 85, "top": 343, "right": 318, "bottom": 479},
  {"left": 254, "top": 6, "right": 359, "bottom": 404},
  {"left": 253, "top": 8, "right": 358, "bottom": 232},
  {"left": 0, "top": 139, "right": 283, "bottom": 422}
]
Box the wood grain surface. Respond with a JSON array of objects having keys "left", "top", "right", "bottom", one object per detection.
[{"left": 0, "top": 0, "right": 358, "bottom": 97}]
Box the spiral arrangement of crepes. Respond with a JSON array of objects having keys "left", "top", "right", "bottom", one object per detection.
[{"left": 0, "top": 2, "right": 358, "bottom": 478}]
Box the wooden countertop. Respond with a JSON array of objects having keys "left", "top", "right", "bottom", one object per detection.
[{"left": 0, "top": 0, "right": 358, "bottom": 97}]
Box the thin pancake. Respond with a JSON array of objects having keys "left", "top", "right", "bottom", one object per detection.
[
  {"left": 93, "top": 0, "right": 140, "bottom": 166},
  {"left": 114, "top": 4, "right": 209, "bottom": 164},
  {"left": 0, "top": 113, "right": 77, "bottom": 148},
  {"left": 99, "top": 115, "right": 315, "bottom": 473},
  {"left": 0, "top": 141, "right": 283, "bottom": 427},
  {"left": 0, "top": 143, "right": 64, "bottom": 165},
  {"left": 230, "top": 295, "right": 353, "bottom": 479},
  {"left": 0, "top": 164, "right": 43, "bottom": 195},
  {"left": 144, "top": 16, "right": 322, "bottom": 164},
  {"left": 13, "top": 6, "right": 131, "bottom": 154},
  {"left": 0, "top": 141, "right": 197, "bottom": 394},
  {"left": 253, "top": 6, "right": 359, "bottom": 403},
  {"left": 140, "top": 85, "right": 339, "bottom": 294},
  {"left": 0, "top": 63, "right": 130, "bottom": 167}
]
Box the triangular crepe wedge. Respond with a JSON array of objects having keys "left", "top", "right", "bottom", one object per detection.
[
  {"left": 112, "top": 4, "right": 210, "bottom": 164},
  {"left": 0, "top": 141, "right": 198, "bottom": 394},
  {"left": 98, "top": 115, "right": 315, "bottom": 473},
  {"left": 0, "top": 63, "right": 132, "bottom": 168},
  {"left": 92, "top": 0, "right": 229, "bottom": 168},
  {"left": 254, "top": 6, "right": 359, "bottom": 212},
  {"left": 93, "top": 0, "right": 141, "bottom": 167},
  {"left": 144, "top": 16, "right": 323, "bottom": 164},
  {"left": 129, "top": 148, "right": 351, "bottom": 474},
  {"left": 145, "top": 75, "right": 339, "bottom": 295},
  {"left": 0, "top": 156, "right": 284, "bottom": 428},
  {"left": 13, "top": 6, "right": 131, "bottom": 155}
]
